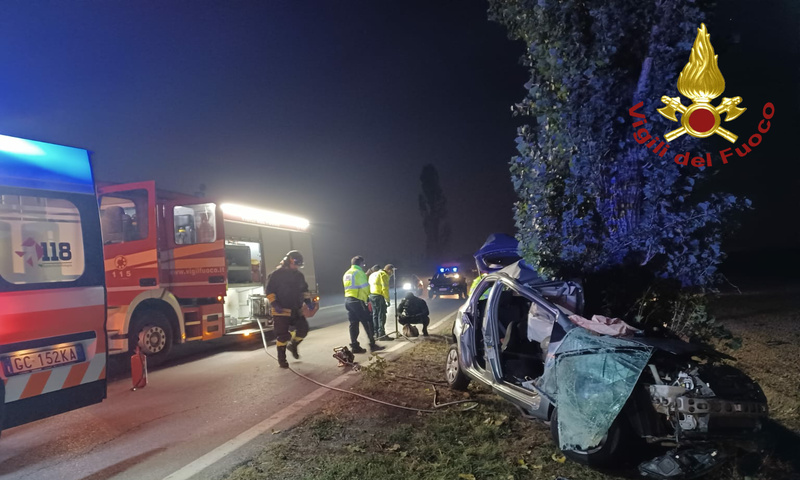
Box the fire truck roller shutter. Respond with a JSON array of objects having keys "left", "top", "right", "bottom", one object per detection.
[{"left": 129, "top": 301, "right": 177, "bottom": 366}]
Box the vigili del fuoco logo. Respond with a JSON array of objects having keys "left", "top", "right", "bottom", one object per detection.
[{"left": 628, "top": 23, "right": 774, "bottom": 168}]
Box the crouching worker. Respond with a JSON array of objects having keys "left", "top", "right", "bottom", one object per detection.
[
  {"left": 267, "top": 250, "right": 318, "bottom": 368},
  {"left": 398, "top": 291, "right": 430, "bottom": 336}
]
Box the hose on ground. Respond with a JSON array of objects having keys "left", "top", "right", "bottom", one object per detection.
[{"left": 256, "top": 320, "right": 478, "bottom": 413}]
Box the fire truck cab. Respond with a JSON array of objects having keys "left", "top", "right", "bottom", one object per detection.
[
  {"left": 99, "top": 183, "right": 318, "bottom": 363},
  {"left": 99, "top": 182, "right": 227, "bottom": 363}
]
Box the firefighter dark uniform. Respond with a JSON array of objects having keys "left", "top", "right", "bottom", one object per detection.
[
  {"left": 343, "top": 256, "right": 384, "bottom": 354},
  {"left": 398, "top": 291, "right": 430, "bottom": 336},
  {"left": 266, "top": 251, "right": 314, "bottom": 368}
]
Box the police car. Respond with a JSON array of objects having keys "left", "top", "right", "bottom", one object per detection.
[{"left": 427, "top": 266, "right": 468, "bottom": 299}]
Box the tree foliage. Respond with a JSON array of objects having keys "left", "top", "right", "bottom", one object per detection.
[
  {"left": 419, "top": 164, "right": 451, "bottom": 262},
  {"left": 488, "top": 0, "right": 750, "bottom": 334}
]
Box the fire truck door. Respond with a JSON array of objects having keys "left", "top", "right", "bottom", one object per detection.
[
  {"left": 163, "top": 200, "right": 226, "bottom": 300},
  {"left": 97, "top": 181, "right": 159, "bottom": 306}
]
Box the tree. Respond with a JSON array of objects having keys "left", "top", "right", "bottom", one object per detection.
[
  {"left": 418, "top": 164, "right": 451, "bottom": 262},
  {"left": 488, "top": 0, "right": 749, "bottom": 336}
]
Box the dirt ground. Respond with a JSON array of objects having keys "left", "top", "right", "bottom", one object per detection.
[{"left": 225, "top": 288, "right": 800, "bottom": 480}]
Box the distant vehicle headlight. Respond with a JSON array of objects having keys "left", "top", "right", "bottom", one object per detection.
[{"left": 402, "top": 282, "right": 412, "bottom": 290}]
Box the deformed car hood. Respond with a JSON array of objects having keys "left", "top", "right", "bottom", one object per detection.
[{"left": 540, "top": 328, "right": 653, "bottom": 452}]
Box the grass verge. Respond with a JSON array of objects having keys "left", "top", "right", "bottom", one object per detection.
[{"left": 226, "top": 290, "right": 800, "bottom": 480}]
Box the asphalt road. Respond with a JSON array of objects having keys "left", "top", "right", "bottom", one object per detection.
[{"left": 0, "top": 296, "right": 463, "bottom": 480}]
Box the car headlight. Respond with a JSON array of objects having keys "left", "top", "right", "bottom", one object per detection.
[{"left": 402, "top": 282, "right": 412, "bottom": 290}]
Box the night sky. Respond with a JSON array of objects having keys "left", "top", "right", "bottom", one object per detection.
[{"left": 1, "top": 1, "right": 798, "bottom": 292}]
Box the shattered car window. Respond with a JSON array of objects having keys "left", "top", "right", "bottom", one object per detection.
[{"left": 541, "top": 328, "right": 653, "bottom": 451}]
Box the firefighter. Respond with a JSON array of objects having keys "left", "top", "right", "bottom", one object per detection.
[
  {"left": 369, "top": 264, "right": 394, "bottom": 340},
  {"left": 398, "top": 291, "right": 430, "bottom": 336},
  {"left": 343, "top": 256, "right": 385, "bottom": 354},
  {"left": 266, "top": 250, "right": 318, "bottom": 368}
]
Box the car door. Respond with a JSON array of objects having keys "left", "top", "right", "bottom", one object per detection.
[
  {"left": 486, "top": 278, "right": 552, "bottom": 418},
  {"left": 455, "top": 276, "right": 496, "bottom": 384}
]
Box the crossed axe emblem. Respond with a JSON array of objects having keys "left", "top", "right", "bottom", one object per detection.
[{"left": 658, "top": 96, "right": 746, "bottom": 143}]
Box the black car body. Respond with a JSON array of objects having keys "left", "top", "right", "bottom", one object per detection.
[
  {"left": 446, "top": 246, "right": 767, "bottom": 475},
  {"left": 427, "top": 268, "right": 467, "bottom": 299}
]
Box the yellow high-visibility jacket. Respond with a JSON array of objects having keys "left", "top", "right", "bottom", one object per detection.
[
  {"left": 469, "top": 273, "right": 489, "bottom": 300},
  {"left": 369, "top": 270, "right": 390, "bottom": 302},
  {"left": 343, "top": 265, "right": 369, "bottom": 302}
]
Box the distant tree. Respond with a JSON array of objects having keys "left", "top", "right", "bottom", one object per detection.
[
  {"left": 419, "top": 164, "right": 451, "bottom": 262},
  {"left": 488, "top": 0, "right": 749, "bottom": 341}
]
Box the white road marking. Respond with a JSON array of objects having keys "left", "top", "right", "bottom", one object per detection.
[
  {"left": 163, "top": 309, "right": 458, "bottom": 480},
  {"left": 317, "top": 303, "right": 342, "bottom": 311},
  {"left": 162, "top": 374, "right": 351, "bottom": 480}
]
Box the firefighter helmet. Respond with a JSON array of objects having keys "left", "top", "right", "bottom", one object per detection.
[{"left": 283, "top": 250, "right": 304, "bottom": 268}]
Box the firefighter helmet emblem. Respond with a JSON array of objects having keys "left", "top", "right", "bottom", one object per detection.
[
  {"left": 657, "top": 24, "right": 746, "bottom": 143},
  {"left": 115, "top": 255, "right": 128, "bottom": 270}
]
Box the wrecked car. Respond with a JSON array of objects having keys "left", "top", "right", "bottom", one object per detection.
[{"left": 445, "top": 236, "right": 767, "bottom": 476}]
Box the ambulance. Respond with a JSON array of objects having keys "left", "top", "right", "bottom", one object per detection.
[{"left": 0, "top": 134, "right": 107, "bottom": 434}]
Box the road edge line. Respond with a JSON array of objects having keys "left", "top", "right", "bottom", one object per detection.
[
  {"left": 163, "top": 308, "right": 458, "bottom": 480},
  {"left": 162, "top": 374, "right": 351, "bottom": 480}
]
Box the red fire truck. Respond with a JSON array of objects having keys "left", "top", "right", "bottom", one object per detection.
[
  {"left": 99, "top": 182, "right": 227, "bottom": 363},
  {"left": 1, "top": 134, "right": 107, "bottom": 434},
  {"left": 99, "top": 183, "right": 317, "bottom": 363}
]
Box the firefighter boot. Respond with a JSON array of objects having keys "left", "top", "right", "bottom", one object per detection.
[
  {"left": 286, "top": 340, "right": 300, "bottom": 360},
  {"left": 277, "top": 346, "right": 289, "bottom": 369}
]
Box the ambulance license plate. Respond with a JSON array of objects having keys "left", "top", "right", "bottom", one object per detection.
[
  {"left": 439, "top": 287, "right": 449, "bottom": 291},
  {"left": 2, "top": 343, "right": 85, "bottom": 376}
]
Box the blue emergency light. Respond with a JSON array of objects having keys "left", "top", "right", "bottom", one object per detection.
[
  {"left": 0, "top": 134, "right": 94, "bottom": 195},
  {"left": 453, "top": 267, "right": 458, "bottom": 272},
  {"left": 439, "top": 267, "right": 444, "bottom": 273}
]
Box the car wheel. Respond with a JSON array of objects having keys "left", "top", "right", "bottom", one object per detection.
[
  {"left": 129, "top": 308, "right": 173, "bottom": 366},
  {"left": 445, "top": 344, "right": 471, "bottom": 390},
  {"left": 549, "top": 407, "right": 624, "bottom": 467}
]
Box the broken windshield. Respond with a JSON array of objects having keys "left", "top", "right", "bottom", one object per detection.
[{"left": 540, "top": 328, "right": 653, "bottom": 451}]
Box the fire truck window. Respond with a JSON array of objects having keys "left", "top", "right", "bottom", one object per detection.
[
  {"left": 100, "top": 190, "right": 148, "bottom": 244},
  {"left": 0, "top": 195, "right": 85, "bottom": 284},
  {"left": 174, "top": 203, "right": 216, "bottom": 245}
]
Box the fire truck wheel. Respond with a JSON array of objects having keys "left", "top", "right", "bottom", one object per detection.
[{"left": 130, "top": 309, "right": 173, "bottom": 364}]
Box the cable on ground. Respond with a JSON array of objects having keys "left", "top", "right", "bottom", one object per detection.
[{"left": 256, "top": 319, "right": 478, "bottom": 413}]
